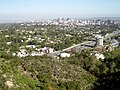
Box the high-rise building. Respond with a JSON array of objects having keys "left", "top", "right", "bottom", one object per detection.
[{"left": 96, "top": 35, "right": 104, "bottom": 46}]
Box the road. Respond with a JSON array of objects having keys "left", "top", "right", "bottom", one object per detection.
[
  {"left": 110, "top": 39, "right": 119, "bottom": 47},
  {"left": 105, "top": 30, "right": 120, "bottom": 39},
  {"left": 51, "top": 30, "right": 120, "bottom": 56}
]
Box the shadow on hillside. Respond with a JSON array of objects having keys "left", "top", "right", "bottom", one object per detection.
[{"left": 93, "top": 71, "right": 120, "bottom": 90}]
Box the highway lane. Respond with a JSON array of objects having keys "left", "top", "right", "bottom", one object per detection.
[{"left": 51, "top": 30, "right": 120, "bottom": 56}]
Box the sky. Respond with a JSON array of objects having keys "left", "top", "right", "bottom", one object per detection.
[{"left": 0, "top": 0, "right": 120, "bottom": 22}]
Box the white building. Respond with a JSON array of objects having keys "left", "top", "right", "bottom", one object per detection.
[
  {"left": 26, "top": 45, "right": 36, "bottom": 48},
  {"left": 6, "top": 42, "right": 12, "bottom": 45},
  {"left": 95, "top": 53, "right": 105, "bottom": 60},
  {"left": 41, "top": 47, "right": 54, "bottom": 54},
  {"left": 17, "top": 49, "right": 28, "bottom": 57},
  {"left": 96, "top": 35, "right": 104, "bottom": 46},
  {"left": 91, "top": 51, "right": 105, "bottom": 60},
  {"left": 60, "top": 53, "right": 70, "bottom": 58}
]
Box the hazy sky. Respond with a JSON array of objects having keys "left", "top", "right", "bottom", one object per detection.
[{"left": 0, "top": 0, "right": 120, "bottom": 22}]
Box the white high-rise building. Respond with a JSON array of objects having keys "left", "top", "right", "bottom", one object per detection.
[{"left": 96, "top": 35, "right": 104, "bottom": 46}]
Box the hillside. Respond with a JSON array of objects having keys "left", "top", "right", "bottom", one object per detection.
[
  {"left": 1, "top": 48, "right": 120, "bottom": 90},
  {"left": 0, "top": 52, "right": 97, "bottom": 90}
]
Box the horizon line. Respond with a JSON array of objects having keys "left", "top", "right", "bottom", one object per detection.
[{"left": 0, "top": 16, "right": 120, "bottom": 23}]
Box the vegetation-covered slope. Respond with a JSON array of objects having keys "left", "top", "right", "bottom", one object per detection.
[
  {"left": 0, "top": 52, "right": 97, "bottom": 90},
  {"left": 1, "top": 48, "right": 120, "bottom": 90}
]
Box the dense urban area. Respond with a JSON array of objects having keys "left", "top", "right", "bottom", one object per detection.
[{"left": 0, "top": 18, "right": 120, "bottom": 90}]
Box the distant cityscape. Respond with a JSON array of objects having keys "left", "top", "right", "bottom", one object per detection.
[
  {"left": 18, "top": 17, "right": 120, "bottom": 26},
  {"left": 1, "top": 17, "right": 120, "bottom": 59}
]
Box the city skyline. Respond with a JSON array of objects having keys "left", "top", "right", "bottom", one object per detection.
[{"left": 0, "top": 0, "right": 120, "bottom": 22}]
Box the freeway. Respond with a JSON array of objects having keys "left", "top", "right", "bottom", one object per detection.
[
  {"left": 62, "top": 30, "right": 120, "bottom": 52},
  {"left": 62, "top": 41, "right": 94, "bottom": 52},
  {"left": 105, "top": 30, "right": 120, "bottom": 39},
  {"left": 51, "top": 41, "right": 96, "bottom": 56},
  {"left": 110, "top": 39, "right": 119, "bottom": 47},
  {"left": 51, "top": 30, "right": 120, "bottom": 56}
]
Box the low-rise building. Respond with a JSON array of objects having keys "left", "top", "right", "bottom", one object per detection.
[
  {"left": 91, "top": 51, "right": 105, "bottom": 60},
  {"left": 60, "top": 53, "right": 70, "bottom": 58}
]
